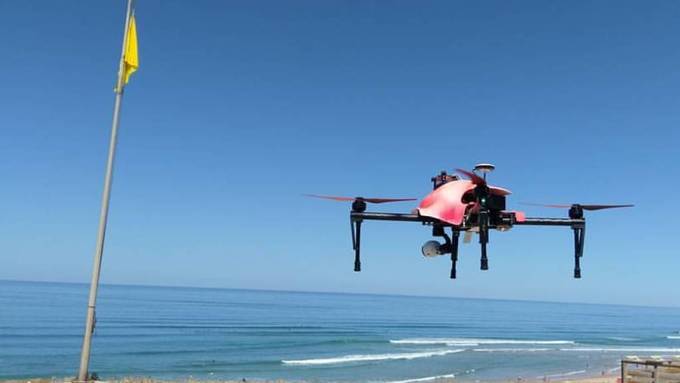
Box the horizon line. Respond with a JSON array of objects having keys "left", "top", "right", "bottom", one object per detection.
[{"left": 2, "top": 278, "right": 678, "bottom": 310}]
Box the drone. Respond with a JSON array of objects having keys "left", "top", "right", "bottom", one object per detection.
[{"left": 307, "top": 164, "right": 632, "bottom": 279}]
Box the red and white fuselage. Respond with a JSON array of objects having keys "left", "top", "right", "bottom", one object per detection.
[{"left": 416, "top": 179, "right": 524, "bottom": 226}]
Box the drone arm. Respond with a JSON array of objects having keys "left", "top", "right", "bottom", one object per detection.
[
  {"left": 350, "top": 211, "right": 432, "bottom": 222},
  {"left": 353, "top": 213, "right": 586, "bottom": 228},
  {"left": 514, "top": 217, "right": 585, "bottom": 226}
]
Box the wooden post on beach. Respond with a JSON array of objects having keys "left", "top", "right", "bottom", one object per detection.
[
  {"left": 622, "top": 360, "right": 627, "bottom": 383},
  {"left": 76, "top": 0, "right": 136, "bottom": 381}
]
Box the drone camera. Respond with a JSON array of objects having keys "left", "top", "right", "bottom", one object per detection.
[{"left": 422, "top": 240, "right": 444, "bottom": 257}]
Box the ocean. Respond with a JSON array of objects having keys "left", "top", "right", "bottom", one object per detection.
[{"left": 1, "top": 280, "right": 680, "bottom": 382}]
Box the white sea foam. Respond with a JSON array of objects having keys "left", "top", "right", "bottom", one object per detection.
[
  {"left": 390, "top": 338, "right": 574, "bottom": 347},
  {"left": 561, "top": 347, "right": 680, "bottom": 353},
  {"left": 538, "top": 370, "right": 586, "bottom": 379},
  {"left": 282, "top": 349, "right": 464, "bottom": 366},
  {"left": 473, "top": 348, "right": 552, "bottom": 353},
  {"left": 667, "top": 336, "right": 680, "bottom": 339},
  {"left": 608, "top": 337, "right": 639, "bottom": 341},
  {"left": 384, "top": 373, "right": 456, "bottom": 383}
]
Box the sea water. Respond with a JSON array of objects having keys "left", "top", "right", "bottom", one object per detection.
[{"left": 2, "top": 280, "right": 680, "bottom": 382}]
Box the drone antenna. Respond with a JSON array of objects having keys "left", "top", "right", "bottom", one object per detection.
[{"left": 473, "top": 163, "right": 495, "bottom": 181}]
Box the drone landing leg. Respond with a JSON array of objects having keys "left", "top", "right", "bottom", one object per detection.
[
  {"left": 572, "top": 226, "right": 585, "bottom": 279},
  {"left": 351, "top": 218, "right": 362, "bottom": 272},
  {"left": 450, "top": 230, "right": 460, "bottom": 279},
  {"left": 479, "top": 210, "right": 489, "bottom": 270},
  {"left": 579, "top": 226, "right": 586, "bottom": 258}
]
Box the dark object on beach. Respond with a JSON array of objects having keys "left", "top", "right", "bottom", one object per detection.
[
  {"left": 307, "top": 164, "right": 632, "bottom": 280},
  {"left": 89, "top": 372, "right": 99, "bottom": 381}
]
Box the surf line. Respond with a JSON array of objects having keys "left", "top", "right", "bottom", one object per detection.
[
  {"left": 282, "top": 349, "right": 464, "bottom": 366},
  {"left": 390, "top": 338, "right": 575, "bottom": 346},
  {"left": 384, "top": 373, "right": 456, "bottom": 383},
  {"left": 537, "top": 370, "right": 586, "bottom": 379}
]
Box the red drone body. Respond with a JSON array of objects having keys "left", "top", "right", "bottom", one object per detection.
[{"left": 307, "top": 164, "right": 632, "bottom": 280}]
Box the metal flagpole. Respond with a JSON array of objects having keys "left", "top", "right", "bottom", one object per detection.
[{"left": 77, "top": 0, "right": 134, "bottom": 380}]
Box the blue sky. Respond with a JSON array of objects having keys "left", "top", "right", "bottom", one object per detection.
[{"left": 1, "top": 1, "right": 679, "bottom": 306}]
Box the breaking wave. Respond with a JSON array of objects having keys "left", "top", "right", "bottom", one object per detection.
[
  {"left": 473, "top": 348, "right": 552, "bottom": 352},
  {"left": 282, "top": 349, "right": 464, "bottom": 366},
  {"left": 667, "top": 336, "right": 680, "bottom": 339},
  {"left": 562, "top": 347, "right": 680, "bottom": 353},
  {"left": 607, "top": 337, "right": 639, "bottom": 341},
  {"left": 538, "top": 370, "right": 586, "bottom": 379},
  {"left": 384, "top": 373, "right": 456, "bottom": 383},
  {"left": 390, "top": 338, "right": 575, "bottom": 347}
]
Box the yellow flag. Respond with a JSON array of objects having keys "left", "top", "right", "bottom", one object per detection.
[{"left": 123, "top": 15, "right": 139, "bottom": 84}]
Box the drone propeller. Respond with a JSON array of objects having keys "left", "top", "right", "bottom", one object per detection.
[
  {"left": 522, "top": 203, "right": 634, "bottom": 211},
  {"left": 304, "top": 194, "right": 417, "bottom": 204},
  {"left": 455, "top": 168, "right": 486, "bottom": 185}
]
